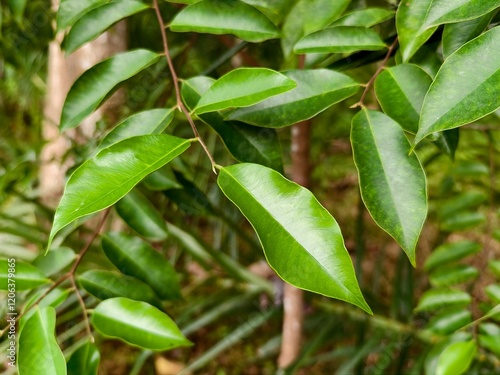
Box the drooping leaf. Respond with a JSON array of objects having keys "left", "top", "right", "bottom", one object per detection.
[
  {"left": 427, "top": 308, "right": 472, "bottom": 335},
  {"left": 57, "top": 0, "right": 109, "bottom": 31},
  {"left": 67, "top": 341, "right": 100, "bottom": 375},
  {"left": 415, "top": 288, "right": 471, "bottom": 312},
  {"left": 101, "top": 232, "right": 181, "bottom": 300},
  {"left": 18, "top": 307, "right": 66, "bottom": 375},
  {"left": 424, "top": 241, "right": 481, "bottom": 272},
  {"left": 78, "top": 270, "right": 163, "bottom": 308},
  {"left": 64, "top": 1, "right": 149, "bottom": 54},
  {"left": 48, "top": 135, "right": 191, "bottom": 249},
  {"left": 351, "top": 109, "right": 427, "bottom": 265},
  {"left": 396, "top": 0, "right": 437, "bottom": 62},
  {"left": 436, "top": 340, "right": 476, "bottom": 375},
  {"left": 294, "top": 26, "right": 386, "bottom": 54},
  {"left": 60, "top": 49, "right": 160, "bottom": 131},
  {"left": 217, "top": 163, "right": 371, "bottom": 313},
  {"left": 170, "top": 0, "right": 279, "bottom": 42},
  {"left": 331, "top": 8, "right": 394, "bottom": 28},
  {"left": 0, "top": 259, "right": 50, "bottom": 290},
  {"left": 416, "top": 27, "right": 500, "bottom": 144},
  {"left": 32, "top": 247, "right": 76, "bottom": 276},
  {"left": 92, "top": 297, "right": 192, "bottom": 350},
  {"left": 225, "top": 69, "right": 360, "bottom": 128},
  {"left": 374, "top": 64, "right": 432, "bottom": 134},
  {"left": 429, "top": 265, "right": 479, "bottom": 287},
  {"left": 182, "top": 76, "right": 283, "bottom": 171},
  {"left": 194, "top": 68, "right": 296, "bottom": 114}
]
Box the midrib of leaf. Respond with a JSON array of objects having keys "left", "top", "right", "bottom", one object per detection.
[{"left": 387, "top": 70, "right": 420, "bottom": 115}]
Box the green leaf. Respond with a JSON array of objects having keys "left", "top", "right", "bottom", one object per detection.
[
  {"left": 64, "top": 1, "right": 150, "bottom": 54},
  {"left": 182, "top": 76, "right": 283, "bottom": 171},
  {"left": 240, "top": 0, "right": 292, "bottom": 25},
  {"left": 60, "top": 49, "right": 160, "bottom": 131},
  {"left": 57, "top": 0, "right": 109, "bottom": 31},
  {"left": 217, "top": 163, "right": 371, "bottom": 314},
  {"left": 143, "top": 166, "right": 182, "bottom": 191},
  {"left": 415, "top": 288, "right": 471, "bottom": 312},
  {"left": 424, "top": 332, "right": 472, "bottom": 375},
  {"left": 374, "top": 64, "right": 432, "bottom": 134},
  {"left": 78, "top": 270, "right": 163, "bottom": 308},
  {"left": 294, "top": 26, "right": 386, "bottom": 54},
  {"left": 427, "top": 308, "right": 472, "bottom": 335},
  {"left": 92, "top": 297, "right": 192, "bottom": 350},
  {"left": 0, "top": 259, "right": 50, "bottom": 290},
  {"left": 434, "top": 129, "right": 459, "bottom": 160},
  {"left": 101, "top": 232, "right": 181, "bottom": 300},
  {"left": 8, "top": 0, "right": 27, "bottom": 21},
  {"left": 18, "top": 307, "right": 66, "bottom": 375},
  {"left": 440, "top": 212, "right": 486, "bottom": 232},
  {"left": 429, "top": 265, "right": 479, "bottom": 287},
  {"left": 489, "top": 260, "right": 500, "bottom": 278},
  {"left": 416, "top": 27, "right": 500, "bottom": 144},
  {"left": 396, "top": 0, "right": 437, "bottom": 62},
  {"left": 32, "top": 247, "right": 76, "bottom": 276},
  {"left": 20, "top": 288, "right": 71, "bottom": 331},
  {"left": 115, "top": 188, "right": 168, "bottom": 241},
  {"left": 170, "top": 0, "right": 279, "bottom": 42},
  {"left": 479, "top": 323, "right": 500, "bottom": 356},
  {"left": 194, "top": 68, "right": 296, "bottom": 114},
  {"left": 225, "top": 69, "right": 360, "bottom": 128},
  {"left": 331, "top": 8, "right": 394, "bottom": 28},
  {"left": 424, "top": 241, "right": 481, "bottom": 272},
  {"left": 351, "top": 109, "right": 427, "bottom": 265},
  {"left": 438, "top": 191, "right": 487, "bottom": 220},
  {"left": 67, "top": 341, "right": 100, "bottom": 375},
  {"left": 96, "top": 108, "right": 175, "bottom": 153},
  {"left": 436, "top": 340, "right": 476, "bottom": 375},
  {"left": 48, "top": 135, "right": 191, "bottom": 249},
  {"left": 486, "top": 284, "right": 500, "bottom": 303}
]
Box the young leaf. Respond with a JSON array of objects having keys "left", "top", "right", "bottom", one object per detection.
[
  {"left": 217, "top": 163, "right": 371, "bottom": 314},
  {"left": 194, "top": 68, "right": 296, "bottom": 114},
  {"left": 436, "top": 340, "right": 476, "bottom": 375},
  {"left": 18, "top": 307, "right": 66, "bottom": 375},
  {"left": 101, "top": 232, "right": 181, "bottom": 300},
  {"left": 225, "top": 69, "right": 360, "bottom": 128},
  {"left": 351, "top": 109, "right": 427, "bottom": 266},
  {"left": 64, "top": 1, "right": 149, "bottom": 54},
  {"left": 424, "top": 241, "right": 481, "bottom": 272},
  {"left": 48, "top": 135, "right": 191, "bottom": 249},
  {"left": 92, "top": 297, "right": 192, "bottom": 350},
  {"left": 294, "top": 26, "right": 386, "bottom": 54},
  {"left": 60, "top": 49, "right": 160, "bottom": 131},
  {"left": 415, "top": 288, "right": 471, "bottom": 312},
  {"left": 57, "top": 0, "right": 109, "bottom": 31},
  {"left": 67, "top": 341, "right": 100, "bottom": 375},
  {"left": 416, "top": 27, "right": 500, "bottom": 144},
  {"left": 331, "top": 8, "right": 394, "bottom": 28},
  {"left": 170, "top": 0, "right": 279, "bottom": 42},
  {"left": 0, "top": 259, "right": 50, "bottom": 290}
]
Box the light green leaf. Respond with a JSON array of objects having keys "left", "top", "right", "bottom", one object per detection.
[
  {"left": 0, "top": 259, "right": 50, "bottom": 290},
  {"left": 57, "top": 0, "right": 110, "bottom": 31},
  {"left": 92, "top": 297, "right": 192, "bottom": 350},
  {"left": 415, "top": 288, "right": 471, "bottom": 312},
  {"left": 64, "top": 1, "right": 150, "bottom": 54},
  {"left": 20, "top": 288, "right": 71, "bottom": 332},
  {"left": 115, "top": 189, "right": 168, "bottom": 241},
  {"left": 18, "top": 307, "right": 66, "bottom": 375},
  {"left": 424, "top": 241, "right": 481, "bottom": 272},
  {"left": 60, "top": 49, "right": 160, "bottom": 131},
  {"left": 436, "top": 340, "right": 476, "bottom": 375},
  {"left": 489, "top": 260, "right": 500, "bottom": 278},
  {"left": 375, "top": 64, "right": 432, "bottom": 134},
  {"left": 486, "top": 284, "right": 500, "bottom": 303},
  {"left": 424, "top": 332, "right": 472, "bottom": 375},
  {"left": 101, "top": 232, "right": 181, "bottom": 300},
  {"left": 79, "top": 270, "right": 163, "bottom": 308},
  {"left": 170, "top": 0, "right": 279, "bottom": 42},
  {"left": 67, "top": 341, "right": 100, "bottom": 375},
  {"left": 416, "top": 27, "right": 500, "bottom": 144},
  {"left": 427, "top": 308, "right": 472, "bottom": 335},
  {"left": 479, "top": 323, "right": 500, "bottom": 356},
  {"left": 225, "top": 69, "right": 360, "bottom": 128},
  {"left": 194, "top": 68, "right": 296, "bottom": 114},
  {"left": 240, "top": 0, "right": 293, "bottom": 25},
  {"left": 294, "top": 26, "right": 386, "bottom": 54},
  {"left": 48, "top": 135, "right": 191, "bottom": 249},
  {"left": 217, "top": 163, "right": 371, "bottom": 313},
  {"left": 32, "top": 247, "right": 76, "bottom": 276},
  {"left": 440, "top": 212, "right": 486, "bottom": 232},
  {"left": 351, "top": 109, "right": 427, "bottom": 265},
  {"left": 331, "top": 8, "right": 394, "bottom": 28},
  {"left": 438, "top": 191, "right": 487, "bottom": 220},
  {"left": 429, "top": 265, "right": 479, "bottom": 287},
  {"left": 396, "top": 0, "right": 437, "bottom": 62}
]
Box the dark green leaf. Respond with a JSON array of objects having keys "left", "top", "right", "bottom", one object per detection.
[
  {"left": 434, "top": 129, "right": 460, "bottom": 160},
  {"left": 415, "top": 288, "right": 471, "bottom": 312},
  {"left": 422, "top": 0, "right": 500, "bottom": 29},
  {"left": 57, "top": 0, "right": 109, "bottom": 31},
  {"left": 32, "top": 247, "right": 76, "bottom": 276},
  {"left": 429, "top": 265, "right": 479, "bottom": 287},
  {"left": 67, "top": 341, "right": 100, "bottom": 375},
  {"left": 217, "top": 163, "right": 371, "bottom": 313},
  {"left": 331, "top": 8, "right": 394, "bottom": 27},
  {"left": 0, "top": 259, "right": 50, "bottom": 290},
  {"left": 427, "top": 308, "right": 472, "bottom": 335},
  {"left": 143, "top": 166, "right": 182, "bottom": 191},
  {"left": 424, "top": 241, "right": 481, "bottom": 272},
  {"left": 436, "top": 340, "right": 476, "bottom": 375},
  {"left": 8, "top": 0, "right": 27, "bottom": 21}
]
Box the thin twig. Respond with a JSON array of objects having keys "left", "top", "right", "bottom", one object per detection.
[
  {"left": 153, "top": 0, "right": 217, "bottom": 173},
  {"left": 70, "top": 275, "right": 94, "bottom": 342}
]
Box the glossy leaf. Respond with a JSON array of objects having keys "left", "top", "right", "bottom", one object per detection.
[
  {"left": 429, "top": 264, "right": 479, "bottom": 287},
  {"left": 170, "top": 0, "right": 279, "bottom": 42},
  {"left": 375, "top": 64, "right": 431, "bottom": 134},
  {"left": 225, "top": 69, "right": 360, "bottom": 128},
  {"left": 331, "top": 8, "right": 394, "bottom": 27},
  {"left": 64, "top": 1, "right": 149, "bottom": 54},
  {"left": 436, "top": 340, "right": 476, "bottom": 375},
  {"left": 48, "top": 135, "right": 191, "bottom": 249},
  {"left": 424, "top": 241, "right": 481, "bottom": 272},
  {"left": 427, "top": 308, "right": 472, "bottom": 335},
  {"left": 424, "top": 332, "right": 472, "bottom": 375},
  {"left": 351, "top": 109, "right": 427, "bottom": 265},
  {"left": 416, "top": 27, "right": 500, "bottom": 144},
  {"left": 57, "top": 0, "right": 109, "bottom": 31},
  {"left": 294, "top": 26, "right": 386, "bottom": 54},
  {"left": 67, "top": 341, "right": 100, "bottom": 375},
  {"left": 60, "top": 49, "right": 160, "bottom": 131},
  {"left": 182, "top": 76, "right": 283, "bottom": 171},
  {"left": 194, "top": 68, "right": 296, "bottom": 114},
  {"left": 92, "top": 297, "right": 192, "bottom": 350},
  {"left": 115, "top": 188, "right": 168, "bottom": 241},
  {"left": 422, "top": 0, "right": 500, "bottom": 29},
  {"left": 18, "top": 307, "right": 66, "bottom": 375},
  {"left": 415, "top": 288, "right": 471, "bottom": 312},
  {"left": 79, "top": 270, "right": 163, "bottom": 308},
  {"left": 0, "top": 259, "right": 50, "bottom": 290},
  {"left": 217, "top": 163, "right": 371, "bottom": 313},
  {"left": 396, "top": 0, "right": 437, "bottom": 62},
  {"left": 240, "top": 0, "right": 290, "bottom": 24},
  {"left": 101, "top": 232, "right": 181, "bottom": 300},
  {"left": 486, "top": 284, "right": 500, "bottom": 303},
  {"left": 32, "top": 247, "right": 76, "bottom": 276}
]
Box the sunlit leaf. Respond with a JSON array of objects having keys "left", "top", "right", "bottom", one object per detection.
[
  {"left": 57, "top": 0, "right": 109, "bottom": 31},
  {"left": 0, "top": 259, "right": 50, "bottom": 290},
  {"left": 331, "top": 8, "right": 394, "bottom": 27},
  {"left": 436, "top": 340, "right": 476, "bottom": 375}
]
